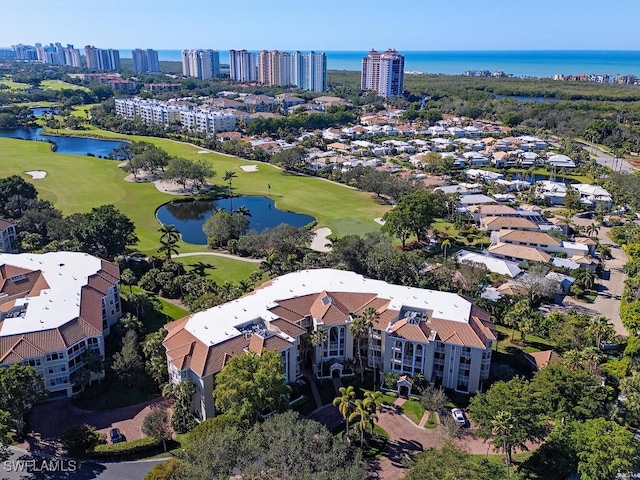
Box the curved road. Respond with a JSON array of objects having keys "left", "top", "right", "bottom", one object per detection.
[
  {"left": 576, "top": 140, "right": 636, "bottom": 173},
  {"left": 4, "top": 446, "right": 165, "bottom": 480},
  {"left": 174, "top": 251, "right": 263, "bottom": 263}
]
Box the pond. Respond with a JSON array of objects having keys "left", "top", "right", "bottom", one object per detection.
[
  {"left": 156, "top": 196, "right": 316, "bottom": 245},
  {"left": 0, "top": 127, "right": 126, "bottom": 157},
  {"left": 31, "top": 107, "right": 58, "bottom": 117}
]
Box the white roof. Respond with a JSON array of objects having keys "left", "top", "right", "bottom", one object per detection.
[
  {"left": 459, "top": 194, "right": 497, "bottom": 206},
  {"left": 0, "top": 252, "right": 104, "bottom": 336},
  {"left": 457, "top": 250, "right": 522, "bottom": 278},
  {"left": 573, "top": 184, "right": 612, "bottom": 198},
  {"left": 465, "top": 169, "right": 504, "bottom": 180},
  {"left": 547, "top": 154, "right": 576, "bottom": 168},
  {"left": 184, "top": 269, "right": 473, "bottom": 347}
]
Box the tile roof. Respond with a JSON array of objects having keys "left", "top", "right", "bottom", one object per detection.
[
  {"left": 488, "top": 243, "right": 552, "bottom": 263},
  {"left": 482, "top": 216, "right": 539, "bottom": 230},
  {"left": 498, "top": 229, "right": 561, "bottom": 246}
]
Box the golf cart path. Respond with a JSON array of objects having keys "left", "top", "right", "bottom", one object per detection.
[{"left": 174, "top": 252, "right": 263, "bottom": 263}]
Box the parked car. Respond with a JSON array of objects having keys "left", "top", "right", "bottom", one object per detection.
[
  {"left": 109, "top": 428, "right": 125, "bottom": 444},
  {"left": 451, "top": 408, "right": 466, "bottom": 426}
]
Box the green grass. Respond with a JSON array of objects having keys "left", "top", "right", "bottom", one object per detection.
[
  {"left": 72, "top": 373, "right": 158, "bottom": 411},
  {"left": 173, "top": 254, "right": 260, "bottom": 284},
  {"left": 0, "top": 126, "right": 388, "bottom": 258},
  {"left": 0, "top": 75, "right": 30, "bottom": 91},
  {"left": 40, "top": 79, "right": 90, "bottom": 92},
  {"left": 400, "top": 399, "right": 425, "bottom": 424},
  {"left": 424, "top": 411, "right": 438, "bottom": 429}
]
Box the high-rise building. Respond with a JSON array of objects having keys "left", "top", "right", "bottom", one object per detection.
[
  {"left": 84, "top": 45, "right": 120, "bottom": 70},
  {"left": 181, "top": 50, "right": 220, "bottom": 79},
  {"left": 13, "top": 44, "right": 38, "bottom": 61},
  {"left": 258, "top": 50, "right": 293, "bottom": 87},
  {"left": 229, "top": 49, "right": 257, "bottom": 82},
  {"left": 306, "top": 51, "right": 327, "bottom": 92},
  {"left": 361, "top": 48, "right": 404, "bottom": 97},
  {"left": 256, "top": 50, "right": 326, "bottom": 91},
  {"left": 132, "top": 48, "right": 159, "bottom": 73}
]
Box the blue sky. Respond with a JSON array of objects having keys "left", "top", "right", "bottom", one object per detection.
[{"left": 2, "top": 0, "right": 639, "bottom": 51}]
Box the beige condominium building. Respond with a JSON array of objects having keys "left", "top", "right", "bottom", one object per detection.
[
  {"left": 0, "top": 252, "right": 121, "bottom": 398},
  {"left": 163, "top": 269, "right": 495, "bottom": 420}
]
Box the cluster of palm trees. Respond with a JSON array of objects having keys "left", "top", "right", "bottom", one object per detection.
[
  {"left": 349, "top": 307, "right": 379, "bottom": 384},
  {"left": 333, "top": 386, "right": 382, "bottom": 447}
]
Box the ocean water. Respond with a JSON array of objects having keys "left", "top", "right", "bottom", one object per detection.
[{"left": 118, "top": 50, "right": 640, "bottom": 78}]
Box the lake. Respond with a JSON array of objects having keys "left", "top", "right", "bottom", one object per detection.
[
  {"left": 512, "top": 173, "right": 571, "bottom": 185},
  {"left": 31, "top": 107, "right": 58, "bottom": 117},
  {"left": 0, "top": 127, "right": 126, "bottom": 157},
  {"left": 156, "top": 196, "right": 316, "bottom": 245}
]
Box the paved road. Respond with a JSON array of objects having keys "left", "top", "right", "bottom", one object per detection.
[
  {"left": 543, "top": 217, "right": 628, "bottom": 335},
  {"left": 576, "top": 141, "right": 636, "bottom": 173},
  {"left": 174, "top": 251, "right": 263, "bottom": 263},
  {"left": 2, "top": 447, "right": 164, "bottom": 480}
]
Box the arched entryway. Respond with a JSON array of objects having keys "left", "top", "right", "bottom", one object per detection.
[
  {"left": 328, "top": 359, "right": 344, "bottom": 379},
  {"left": 397, "top": 375, "right": 413, "bottom": 398}
]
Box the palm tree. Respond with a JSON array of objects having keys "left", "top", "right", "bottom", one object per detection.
[
  {"left": 563, "top": 349, "right": 584, "bottom": 371},
  {"left": 120, "top": 268, "right": 137, "bottom": 295},
  {"left": 587, "top": 315, "right": 615, "bottom": 347},
  {"left": 349, "top": 317, "right": 367, "bottom": 382},
  {"left": 491, "top": 410, "right": 515, "bottom": 478},
  {"left": 586, "top": 223, "right": 600, "bottom": 239},
  {"left": 223, "top": 170, "right": 237, "bottom": 210},
  {"left": 441, "top": 238, "right": 452, "bottom": 260},
  {"left": 234, "top": 205, "right": 252, "bottom": 217},
  {"left": 310, "top": 327, "right": 328, "bottom": 381},
  {"left": 332, "top": 385, "right": 356, "bottom": 437},
  {"left": 361, "top": 307, "right": 379, "bottom": 388},
  {"left": 349, "top": 399, "right": 377, "bottom": 447},
  {"left": 364, "top": 391, "right": 382, "bottom": 434},
  {"left": 159, "top": 224, "right": 180, "bottom": 244},
  {"left": 158, "top": 225, "right": 180, "bottom": 260}
]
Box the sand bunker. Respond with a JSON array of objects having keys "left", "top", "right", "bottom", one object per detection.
[
  {"left": 25, "top": 170, "right": 47, "bottom": 179},
  {"left": 374, "top": 217, "right": 385, "bottom": 225},
  {"left": 240, "top": 165, "right": 259, "bottom": 172},
  {"left": 197, "top": 150, "right": 210, "bottom": 154}
]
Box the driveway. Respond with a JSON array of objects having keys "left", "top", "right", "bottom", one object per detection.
[
  {"left": 24, "top": 397, "right": 168, "bottom": 455},
  {"left": 543, "top": 217, "right": 628, "bottom": 335},
  {"left": 369, "top": 410, "right": 525, "bottom": 479}
]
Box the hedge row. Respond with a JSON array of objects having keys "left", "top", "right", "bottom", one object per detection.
[{"left": 90, "top": 437, "right": 161, "bottom": 459}]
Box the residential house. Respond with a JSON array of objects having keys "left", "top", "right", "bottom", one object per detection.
[
  {"left": 163, "top": 269, "right": 495, "bottom": 420},
  {"left": 546, "top": 154, "right": 576, "bottom": 168},
  {"left": 480, "top": 216, "right": 539, "bottom": 232},
  {"left": 0, "top": 252, "right": 121, "bottom": 397},
  {"left": 457, "top": 250, "right": 522, "bottom": 278},
  {"left": 470, "top": 205, "right": 518, "bottom": 223},
  {"left": 495, "top": 229, "right": 563, "bottom": 253},
  {"left": 487, "top": 242, "right": 552, "bottom": 264},
  {"left": 573, "top": 184, "right": 613, "bottom": 208}
]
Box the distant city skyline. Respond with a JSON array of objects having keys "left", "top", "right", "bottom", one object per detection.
[{"left": 2, "top": 0, "right": 640, "bottom": 51}]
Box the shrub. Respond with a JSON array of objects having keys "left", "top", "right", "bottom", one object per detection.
[
  {"left": 61, "top": 424, "right": 103, "bottom": 457},
  {"left": 144, "top": 458, "right": 186, "bottom": 480},
  {"left": 90, "top": 437, "right": 161, "bottom": 459}
]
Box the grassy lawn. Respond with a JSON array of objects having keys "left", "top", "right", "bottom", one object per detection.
[
  {"left": 0, "top": 75, "right": 30, "bottom": 91},
  {"left": 400, "top": 399, "right": 425, "bottom": 424},
  {"left": 40, "top": 79, "right": 90, "bottom": 92},
  {"left": 123, "top": 286, "right": 188, "bottom": 331},
  {"left": 173, "top": 254, "right": 260, "bottom": 284},
  {"left": 0, "top": 127, "right": 388, "bottom": 257},
  {"left": 72, "top": 373, "right": 158, "bottom": 411}
]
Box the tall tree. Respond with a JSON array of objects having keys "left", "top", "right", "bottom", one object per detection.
[
  {"left": 0, "top": 364, "right": 46, "bottom": 436},
  {"left": 349, "top": 317, "right": 368, "bottom": 382},
  {"left": 223, "top": 170, "right": 237, "bottom": 210},
  {"left": 468, "top": 377, "right": 548, "bottom": 464},
  {"left": 405, "top": 442, "right": 503, "bottom": 480},
  {"left": 571, "top": 418, "right": 640, "bottom": 480},
  {"left": 333, "top": 385, "right": 355, "bottom": 436},
  {"left": 310, "top": 327, "right": 328, "bottom": 380},
  {"left": 142, "top": 407, "right": 172, "bottom": 452},
  {"left": 213, "top": 350, "right": 290, "bottom": 424},
  {"left": 111, "top": 329, "right": 144, "bottom": 385}
]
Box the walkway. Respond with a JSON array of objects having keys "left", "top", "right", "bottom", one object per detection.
[
  {"left": 301, "top": 367, "right": 323, "bottom": 409},
  {"left": 332, "top": 375, "right": 343, "bottom": 395},
  {"left": 174, "top": 251, "right": 264, "bottom": 264}
]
